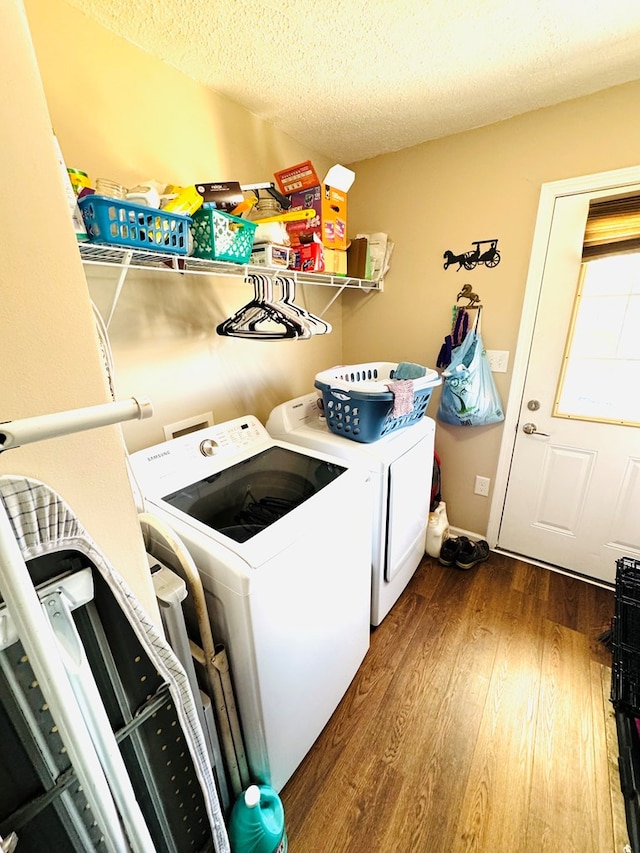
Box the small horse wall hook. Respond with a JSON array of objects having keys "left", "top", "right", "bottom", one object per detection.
[{"left": 457, "top": 284, "right": 481, "bottom": 307}]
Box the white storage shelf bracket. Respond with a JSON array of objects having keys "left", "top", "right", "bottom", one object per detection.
[{"left": 105, "top": 249, "right": 132, "bottom": 329}]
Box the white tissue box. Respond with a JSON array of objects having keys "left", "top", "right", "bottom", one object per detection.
[{"left": 250, "top": 243, "right": 291, "bottom": 268}]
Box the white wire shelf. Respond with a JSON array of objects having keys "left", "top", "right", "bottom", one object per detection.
[{"left": 78, "top": 242, "right": 382, "bottom": 292}]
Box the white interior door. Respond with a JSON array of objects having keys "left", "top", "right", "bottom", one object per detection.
[{"left": 496, "top": 183, "right": 640, "bottom": 585}]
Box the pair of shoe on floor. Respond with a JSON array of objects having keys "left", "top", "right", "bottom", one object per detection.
[{"left": 439, "top": 535, "right": 490, "bottom": 570}]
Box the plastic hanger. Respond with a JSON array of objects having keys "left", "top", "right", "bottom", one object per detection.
[
  {"left": 216, "top": 274, "right": 308, "bottom": 339},
  {"left": 274, "top": 275, "right": 331, "bottom": 335}
]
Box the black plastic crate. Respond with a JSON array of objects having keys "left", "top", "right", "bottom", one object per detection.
[
  {"left": 612, "top": 559, "right": 640, "bottom": 715},
  {"left": 615, "top": 707, "right": 640, "bottom": 853},
  {"left": 617, "top": 557, "right": 640, "bottom": 589},
  {"left": 615, "top": 602, "right": 640, "bottom": 652},
  {"left": 613, "top": 652, "right": 640, "bottom": 716},
  {"left": 614, "top": 558, "right": 640, "bottom": 655},
  {"left": 613, "top": 557, "right": 640, "bottom": 851}
]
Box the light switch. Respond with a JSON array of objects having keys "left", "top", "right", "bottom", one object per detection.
[{"left": 486, "top": 350, "right": 509, "bottom": 373}]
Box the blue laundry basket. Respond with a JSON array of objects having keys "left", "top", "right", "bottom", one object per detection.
[{"left": 314, "top": 362, "right": 441, "bottom": 443}]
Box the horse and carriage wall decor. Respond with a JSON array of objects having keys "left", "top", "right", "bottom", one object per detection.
[{"left": 443, "top": 239, "right": 501, "bottom": 271}]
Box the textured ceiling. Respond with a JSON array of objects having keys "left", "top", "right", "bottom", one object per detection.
[{"left": 67, "top": 0, "right": 640, "bottom": 163}]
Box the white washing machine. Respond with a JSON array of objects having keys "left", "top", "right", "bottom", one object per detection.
[
  {"left": 129, "top": 415, "right": 372, "bottom": 793},
  {"left": 267, "top": 393, "right": 435, "bottom": 627}
]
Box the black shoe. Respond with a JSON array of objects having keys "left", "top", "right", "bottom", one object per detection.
[
  {"left": 438, "top": 537, "right": 461, "bottom": 566},
  {"left": 455, "top": 537, "right": 490, "bottom": 570}
]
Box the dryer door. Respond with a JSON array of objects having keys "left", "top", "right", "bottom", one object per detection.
[{"left": 385, "top": 434, "right": 433, "bottom": 581}]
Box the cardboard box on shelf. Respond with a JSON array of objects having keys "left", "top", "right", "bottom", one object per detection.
[
  {"left": 274, "top": 161, "right": 320, "bottom": 195},
  {"left": 194, "top": 181, "right": 244, "bottom": 211},
  {"left": 324, "top": 247, "right": 347, "bottom": 276},
  {"left": 286, "top": 185, "right": 322, "bottom": 246},
  {"left": 347, "top": 237, "right": 369, "bottom": 279},
  {"left": 288, "top": 242, "right": 347, "bottom": 276},
  {"left": 290, "top": 241, "right": 324, "bottom": 273},
  {"left": 274, "top": 163, "right": 355, "bottom": 263},
  {"left": 249, "top": 243, "right": 291, "bottom": 268}
]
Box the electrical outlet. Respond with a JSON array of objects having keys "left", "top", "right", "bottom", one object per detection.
[
  {"left": 486, "top": 349, "right": 509, "bottom": 373},
  {"left": 474, "top": 475, "right": 491, "bottom": 497}
]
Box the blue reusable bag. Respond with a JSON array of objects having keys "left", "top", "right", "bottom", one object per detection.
[{"left": 437, "top": 310, "right": 504, "bottom": 427}]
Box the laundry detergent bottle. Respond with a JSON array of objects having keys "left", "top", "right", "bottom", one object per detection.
[
  {"left": 425, "top": 501, "right": 450, "bottom": 558},
  {"left": 228, "top": 784, "right": 288, "bottom": 853}
]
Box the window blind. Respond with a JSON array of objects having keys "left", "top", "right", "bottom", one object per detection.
[{"left": 582, "top": 193, "right": 640, "bottom": 260}]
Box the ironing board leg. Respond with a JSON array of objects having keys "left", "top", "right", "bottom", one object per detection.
[
  {"left": 43, "top": 589, "right": 156, "bottom": 852},
  {"left": 0, "top": 503, "right": 128, "bottom": 853}
]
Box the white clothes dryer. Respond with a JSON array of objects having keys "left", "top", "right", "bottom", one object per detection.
[
  {"left": 129, "top": 415, "right": 372, "bottom": 793},
  {"left": 267, "top": 393, "right": 435, "bottom": 627}
]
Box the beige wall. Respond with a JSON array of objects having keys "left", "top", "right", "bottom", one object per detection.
[
  {"left": 344, "top": 82, "right": 640, "bottom": 535},
  {"left": 1, "top": 1, "right": 157, "bottom": 614},
  {"left": 25, "top": 0, "right": 343, "bottom": 452}
]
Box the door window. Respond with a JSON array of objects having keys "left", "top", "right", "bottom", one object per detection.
[{"left": 555, "top": 252, "right": 640, "bottom": 426}]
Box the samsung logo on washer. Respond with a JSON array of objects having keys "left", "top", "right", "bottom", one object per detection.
[{"left": 147, "top": 451, "right": 171, "bottom": 461}]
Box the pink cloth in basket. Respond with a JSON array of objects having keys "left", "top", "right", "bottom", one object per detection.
[{"left": 386, "top": 379, "right": 415, "bottom": 417}]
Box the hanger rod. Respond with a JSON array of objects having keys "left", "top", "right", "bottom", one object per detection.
[{"left": 0, "top": 397, "right": 153, "bottom": 452}]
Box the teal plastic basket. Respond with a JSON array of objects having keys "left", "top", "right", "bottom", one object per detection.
[
  {"left": 190, "top": 208, "right": 257, "bottom": 263},
  {"left": 78, "top": 195, "right": 190, "bottom": 254}
]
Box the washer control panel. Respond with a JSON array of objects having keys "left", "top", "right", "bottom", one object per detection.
[
  {"left": 130, "top": 415, "right": 271, "bottom": 495},
  {"left": 198, "top": 419, "right": 265, "bottom": 456}
]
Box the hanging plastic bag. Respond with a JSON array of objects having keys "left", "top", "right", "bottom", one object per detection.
[{"left": 437, "top": 308, "right": 504, "bottom": 427}]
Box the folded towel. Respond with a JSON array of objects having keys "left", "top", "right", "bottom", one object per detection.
[
  {"left": 386, "top": 379, "right": 415, "bottom": 417},
  {"left": 395, "top": 361, "right": 427, "bottom": 380}
]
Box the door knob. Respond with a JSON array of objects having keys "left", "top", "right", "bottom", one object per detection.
[{"left": 522, "top": 422, "right": 550, "bottom": 436}]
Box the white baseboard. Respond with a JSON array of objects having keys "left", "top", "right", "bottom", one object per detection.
[{"left": 449, "top": 526, "right": 486, "bottom": 542}]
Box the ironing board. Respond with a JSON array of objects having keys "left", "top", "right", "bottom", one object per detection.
[{"left": 0, "top": 474, "right": 230, "bottom": 853}]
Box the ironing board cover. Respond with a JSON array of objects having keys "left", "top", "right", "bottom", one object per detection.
[{"left": 0, "top": 474, "right": 230, "bottom": 853}]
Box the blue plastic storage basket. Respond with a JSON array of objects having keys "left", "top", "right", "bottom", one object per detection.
[
  {"left": 314, "top": 362, "right": 441, "bottom": 443},
  {"left": 78, "top": 195, "right": 190, "bottom": 254},
  {"left": 190, "top": 208, "right": 257, "bottom": 263}
]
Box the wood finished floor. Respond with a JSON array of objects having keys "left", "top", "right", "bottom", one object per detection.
[{"left": 281, "top": 552, "right": 626, "bottom": 852}]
